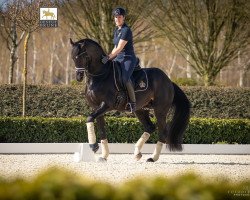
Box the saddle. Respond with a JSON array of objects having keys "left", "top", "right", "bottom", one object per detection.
[{"left": 113, "top": 57, "right": 148, "bottom": 109}]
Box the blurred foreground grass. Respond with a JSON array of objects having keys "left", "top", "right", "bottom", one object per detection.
[{"left": 0, "top": 167, "right": 249, "bottom": 200}]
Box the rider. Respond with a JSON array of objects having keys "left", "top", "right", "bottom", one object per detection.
[{"left": 102, "top": 7, "right": 136, "bottom": 113}]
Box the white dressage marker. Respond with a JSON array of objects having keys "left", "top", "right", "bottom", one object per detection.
[{"left": 74, "top": 143, "right": 96, "bottom": 162}]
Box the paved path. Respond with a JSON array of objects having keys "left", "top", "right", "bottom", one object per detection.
[{"left": 0, "top": 154, "right": 249, "bottom": 183}]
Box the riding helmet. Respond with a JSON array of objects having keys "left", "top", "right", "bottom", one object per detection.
[{"left": 113, "top": 7, "right": 126, "bottom": 16}]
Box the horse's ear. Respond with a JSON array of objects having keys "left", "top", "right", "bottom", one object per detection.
[
  {"left": 70, "top": 38, "right": 74, "bottom": 46},
  {"left": 80, "top": 41, "right": 85, "bottom": 49}
]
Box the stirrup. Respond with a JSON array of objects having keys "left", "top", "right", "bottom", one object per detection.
[{"left": 127, "top": 102, "right": 136, "bottom": 113}]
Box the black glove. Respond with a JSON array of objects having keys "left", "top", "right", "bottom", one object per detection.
[{"left": 101, "top": 55, "right": 109, "bottom": 64}]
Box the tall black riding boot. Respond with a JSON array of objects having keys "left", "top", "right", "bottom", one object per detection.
[{"left": 126, "top": 80, "right": 136, "bottom": 113}]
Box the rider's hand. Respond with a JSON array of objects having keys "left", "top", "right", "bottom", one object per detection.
[{"left": 101, "top": 55, "right": 109, "bottom": 64}]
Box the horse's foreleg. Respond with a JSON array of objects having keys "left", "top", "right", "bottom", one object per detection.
[
  {"left": 96, "top": 116, "right": 109, "bottom": 161},
  {"left": 134, "top": 132, "right": 150, "bottom": 160},
  {"left": 86, "top": 102, "right": 109, "bottom": 153}
]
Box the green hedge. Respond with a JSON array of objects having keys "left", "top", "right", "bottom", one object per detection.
[
  {"left": 0, "top": 167, "right": 249, "bottom": 200},
  {"left": 0, "top": 117, "right": 249, "bottom": 144},
  {"left": 184, "top": 86, "right": 250, "bottom": 119},
  {"left": 0, "top": 84, "right": 88, "bottom": 117},
  {"left": 0, "top": 84, "right": 249, "bottom": 118}
]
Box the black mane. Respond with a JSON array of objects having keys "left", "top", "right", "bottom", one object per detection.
[{"left": 76, "top": 38, "right": 105, "bottom": 54}]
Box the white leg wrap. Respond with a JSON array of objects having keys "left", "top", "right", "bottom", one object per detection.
[
  {"left": 152, "top": 141, "right": 163, "bottom": 161},
  {"left": 86, "top": 122, "right": 96, "bottom": 144},
  {"left": 101, "top": 139, "right": 109, "bottom": 159},
  {"left": 134, "top": 132, "right": 150, "bottom": 156}
]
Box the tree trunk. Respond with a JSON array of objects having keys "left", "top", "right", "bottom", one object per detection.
[
  {"left": 168, "top": 50, "right": 177, "bottom": 79},
  {"left": 49, "top": 29, "right": 57, "bottom": 84},
  {"left": 66, "top": 26, "right": 72, "bottom": 85},
  {"left": 22, "top": 32, "right": 30, "bottom": 117},
  {"left": 65, "top": 47, "right": 70, "bottom": 85},
  {"left": 186, "top": 54, "right": 192, "bottom": 79},
  {"left": 219, "top": 70, "right": 223, "bottom": 84},
  {"left": 8, "top": 21, "right": 18, "bottom": 84},
  {"left": 186, "top": 36, "right": 191, "bottom": 79},
  {"left": 203, "top": 73, "right": 215, "bottom": 86},
  {"left": 15, "top": 48, "right": 20, "bottom": 84},
  {"left": 140, "top": 41, "right": 147, "bottom": 67},
  {"left": 32, "top": 33, "right": 37, "bottom": 83},
  {"left": 239, "top": 70, "right": 244, "bottom": 87},
  {"left": 9, "top": 46, "right": 17, "bottom": 84}
]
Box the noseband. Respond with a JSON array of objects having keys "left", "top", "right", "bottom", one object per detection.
[{"left": 75, "top": 43, "right": 107, "bottom": 77}]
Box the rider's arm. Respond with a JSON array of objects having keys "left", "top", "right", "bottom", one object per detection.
[
  {"left": 110, "top": 47, "right": 116, "bottom": 55},
  {"left": 109, "top": 47, "right": 116, "bottom": 59},
  {"left": 109, "top": 39, "right": 128, "bottom": 59}
]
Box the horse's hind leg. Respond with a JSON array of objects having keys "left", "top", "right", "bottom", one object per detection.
[
  {"left": 147, "top": 104, "right": 171, "bottom": 162},
  {"left": 134, "top": 109, "right": 156, "bottom": 160}
]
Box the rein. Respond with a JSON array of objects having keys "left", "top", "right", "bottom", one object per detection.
[{"left": 75, "top": 44, "right": 108, "bottom": 78}]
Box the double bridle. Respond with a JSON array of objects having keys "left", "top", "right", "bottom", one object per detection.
[
  {"left": 75, "top": 44, "right": 90, "bottom": 73},
  {"left": 75, "top": 44, "right": 108, "bottom": 77}
]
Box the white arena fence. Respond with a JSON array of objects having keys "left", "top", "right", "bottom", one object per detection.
[{"left": 0, "top": 143, "right": 249, "bottom": 154}]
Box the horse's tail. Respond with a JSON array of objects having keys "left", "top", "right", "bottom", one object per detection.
[{"left": 167, "top": 82, "right": 190, "bottom": 151}]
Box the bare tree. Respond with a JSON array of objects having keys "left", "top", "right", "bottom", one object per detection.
[
  {"left": 152, "top": 0, "right": 250, "bottom": 86},
  {"left": 57, "top": 0, "right": 157, "bottom": 53},
  {"left": 11, "top": 0, "right": 54, "bottom": 116},
  {"left": 0, "top": 1, "right": 25, "bottom": 84}
]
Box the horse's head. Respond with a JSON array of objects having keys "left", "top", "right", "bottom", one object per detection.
[
  {"left": 70, "top": 38, "right": 105, "bottom": 82},
  {"left": 70, "top": 39, "right": 89, "bottom": 82}
]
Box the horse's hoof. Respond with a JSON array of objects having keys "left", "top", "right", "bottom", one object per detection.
[
  {"left": 93, "top": 145, "right": 99, "bottom": 153},
  {"left": 89, "top": 143, "right": 99, "bottom": 153},
  {"left": 146, "top": 158, "right": 155, "bottom": 162},
  {"left": 134, "top": 153, "right": 142, "bottom": 161},
  {"left": 98, "top": 157, "right": 107, "bottom": 162}
]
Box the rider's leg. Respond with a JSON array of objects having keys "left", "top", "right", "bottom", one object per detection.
[
  {"left": 126, "top": 80, "right": 136, "bottom": 112},
  {"left": 121, "top": 56, "right": 136, "bottom": 112}
]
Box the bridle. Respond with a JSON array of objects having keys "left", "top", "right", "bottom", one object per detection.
[
  {"left": 75, "top": 44, "right": 90, "bottom": 73},
  {"left": 74, "top": 43, "right": 108, "bottom": 77}
]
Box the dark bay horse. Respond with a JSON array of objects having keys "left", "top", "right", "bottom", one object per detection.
[{"left": 70, "top": 38, "right": 190, "bottom": 162}]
